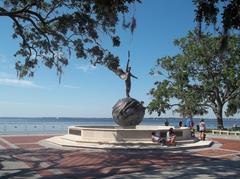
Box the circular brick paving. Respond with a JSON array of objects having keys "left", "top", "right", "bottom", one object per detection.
[{"left": 0, "top": 135, "right": 239, "bottom": 178}]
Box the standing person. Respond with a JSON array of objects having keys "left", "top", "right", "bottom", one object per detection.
[
  {"left": 189, "top": 117, "right": 194, "bottom": 128},
  {"left": 190, "top": 117, "right": 195, "bottom": 137},
  {"left": 165, "top": 119, "right": 169, "bottom": 126},
  {"left": 186, "top": 116, "right": 195, "bottom": 137},
  {"left": 179, "top": 119, "right": 183, "bottom": 127},
  {"left": 184, "top": 117, "right": 189, "bottom": 127},
  {"left": 199, "top": 119, "right": 206, "bottom": 140},
  {"left": 184, "top": 116, "right": 194, "bottom": 127}
]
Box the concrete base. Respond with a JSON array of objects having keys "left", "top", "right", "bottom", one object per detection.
[
  {"left": 67, "top": 125, "right": 192, "bottom": 143},
  {"left": 45, "top": 135, "right": 213, "bottom": 149},
  {"left": 44, "top": 125, "right": 213, "bottom": 149}
]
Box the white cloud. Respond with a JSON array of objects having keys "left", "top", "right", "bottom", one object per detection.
[
  {"left": 63, "top": 84, "right": 81, "bottom": 89},
  {"left": 0, "top": 78, "right": 42, "bottom": 88},
  {"left": 76, "top": 64, "right": 96, "bottom": 73}
]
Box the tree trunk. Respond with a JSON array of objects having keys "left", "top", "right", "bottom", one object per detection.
[{"left": 214, "top": 106, "right": 224, "bottom": 129}]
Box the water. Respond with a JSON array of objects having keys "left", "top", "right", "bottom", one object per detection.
[{"left": 0, "top": 117, "right": 239, "bottom": 135}]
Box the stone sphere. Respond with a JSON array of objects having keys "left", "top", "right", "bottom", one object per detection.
[{"left": 112, "top": 97, "right": 145, "bottom": 127}]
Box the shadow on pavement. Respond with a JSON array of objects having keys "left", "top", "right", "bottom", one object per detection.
[{"left": 0, "top": 147, "right": 239, "bottom": 178}]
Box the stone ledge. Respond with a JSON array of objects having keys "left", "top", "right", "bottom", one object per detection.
[
  {"left": 44, "top": 135, "right": 213, "bottom": 150},
  {"left": 61, "top": 134, "right": 198, "bottom": 144}
]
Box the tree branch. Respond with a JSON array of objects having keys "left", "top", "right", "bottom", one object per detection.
[
  {"left": 14, "top": 14, "right": 55, "bottom": 58},
  {"left": 0, "top": 4, "right": 34, "bottom": 16}
]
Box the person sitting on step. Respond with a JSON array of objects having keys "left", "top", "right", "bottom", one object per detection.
[
  {"left": 166, "top": 128, "right": 176, "bottom": 146},
  {"left": 152, "top": 131, "right": 165, "bottom": 145}
]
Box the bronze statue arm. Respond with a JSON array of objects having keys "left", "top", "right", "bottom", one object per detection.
[
  {"left": 125, "top": 50, "right": 130, "bottom": 71},
  {"left": 130, "top": 73, "right": 138, "bottom": 79}
]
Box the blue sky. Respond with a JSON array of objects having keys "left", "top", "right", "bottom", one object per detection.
[{"left": 0, "top": 0, "right": 238, "bottom": 118}]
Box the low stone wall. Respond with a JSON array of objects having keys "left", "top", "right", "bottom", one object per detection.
[
  {"left": 68, "top": 125, "right": 192, "bottom": 143},
  {"left": 212, "top": 130, "right": 240, "bottom": 136}
]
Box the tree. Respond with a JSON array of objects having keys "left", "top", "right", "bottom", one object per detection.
[
  {"left": 0, "top": 0, "right": 140, "bottom": 79},
  {"left": 148, "top": 31, "right": 240, "bottom": 129},
  {"left": 193, "top": 0, "right": 240, "bottom": 49}
]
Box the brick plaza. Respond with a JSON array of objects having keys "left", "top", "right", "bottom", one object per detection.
[{"left": 0, "top": 134, "right": 239, "bottom": 178}]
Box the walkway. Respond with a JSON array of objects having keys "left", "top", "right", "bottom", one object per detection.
[{"left": 0, "top": 134, "right": 239, "bottom": 178}]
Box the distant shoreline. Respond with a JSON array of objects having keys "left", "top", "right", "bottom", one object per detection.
[{"left": 0, "top": 117, "right": 239, "bottom": 120}]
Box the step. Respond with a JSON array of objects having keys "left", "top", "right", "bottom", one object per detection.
[
  {"left": 62, "top": 134, "right": 197, "bottom": 145},
  {"left": 44, "top": 135, "right": 212, "bottom": 150}
]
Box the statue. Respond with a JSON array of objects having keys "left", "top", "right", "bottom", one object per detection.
[
  {"left": 110, "top": 51, "right": 137, "bottom": 98},
  {"left": 125, "top": 51, "right": 138, "bottom": 98},
  {"left": 111, "top": 51, "right": 145, "bottom": 127}
]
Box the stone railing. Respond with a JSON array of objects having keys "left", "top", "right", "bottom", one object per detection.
[{"left": 212, "top": 130, "right": 240, "bottom": 136}]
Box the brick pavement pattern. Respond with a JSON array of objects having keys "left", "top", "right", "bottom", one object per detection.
[{"left": 0, "top": 135, "right": 239, "bottom": 178}]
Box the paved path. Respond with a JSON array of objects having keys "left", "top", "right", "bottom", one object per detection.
[{"left": 0, "top": 134, "right": 239, "bottom": 179}]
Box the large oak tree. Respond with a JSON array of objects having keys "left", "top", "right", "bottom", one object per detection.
[
  {"left": 148, "top": 31, "right": 240, "bottom": 129},
  {"left": 0, "top": 0, "right": 140, "bottom": 79}
]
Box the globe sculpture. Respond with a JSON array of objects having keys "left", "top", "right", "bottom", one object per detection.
[
  {"left": 110, "top": 51, "right": 145, "bottom": 127},
  {"left": 112, "top": 97, "right": 145, "bottom": 127}
]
